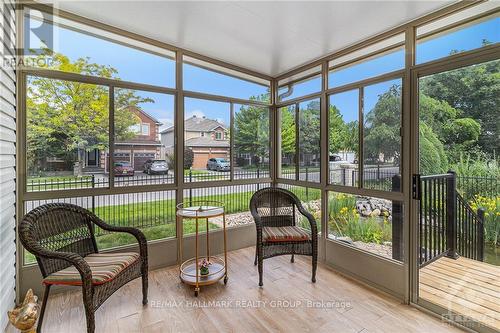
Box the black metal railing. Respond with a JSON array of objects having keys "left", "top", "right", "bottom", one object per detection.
[
  {"left": 27, "top": 169, "right": 272, "bottom": 191},
  {"left": 329, "top": 166, "right": 400, "bottom": 191},
  {"left": 418, "top": 171, "right": 485, "bottom": 266},
  {"left": 457, "top": 175, "right": 499, "bottom": 200},
  {"left": 419, "top": 173, "right": 450, "bottom": 265},
  {"left": 457, "top": 192, "right": 485, "bottom": 261},
  {"left": 25, "top": 182, "right": 269, "bottom": 238}
]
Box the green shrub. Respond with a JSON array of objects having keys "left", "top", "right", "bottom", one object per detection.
[
  {"left": 328, "top": 193, "right": 392, "bottom": 244},
  {"left": 450, "top": 154, "right": 499, "bottom": 178},
  {"left": 419, "top": 123, "right": 448, "bottom": 175},
  {"left": 328, "top": 193, "right": 356, "bottom": 217}
]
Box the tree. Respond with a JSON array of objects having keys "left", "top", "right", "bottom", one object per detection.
[
  {"left": 233, "top": 103, "right": 269, "bottom": 165},
  {"left": 364, "top": 85, "right": 401, "bottom": 163},
  {"left": 27, "top": 50, "right": 152, "bottom": 173},
  {"left": 280, "top": 105, "right": 296, "bottom": 155},
  {"left": 298, "top": 101, "right": 320, "bottom": 156},
  {"left": 420, "top": 59, "right": 499, "bottom": 158},
  {"left": 418, "top": 94, "right": 481, "bottom": 161},
  {"left": 328, "top": 103, "right": 359, "bottom": 161},
  {"left": 418, "top": 94, "right": 458, "bottom": 139},
  {"left": 184, "top": 147, "right": 194, "bottom": 169},
  {"left": 443, "top": 118, "right": 481, "bottom": 146},
  {"left": 419, "top": 123, "right": 448, "bottom": 175}
]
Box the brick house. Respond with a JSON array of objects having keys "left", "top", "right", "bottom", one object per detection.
[
  {"left": 161, "top": 115, "right": 229, "bottom": 169},
  {"left": 99, "top": 106, "right": 163, "bottom": 172}
]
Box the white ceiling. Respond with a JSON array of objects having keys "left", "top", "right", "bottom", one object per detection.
[{"left": 44, "top": 0, "right": 453, "bottom": 77}]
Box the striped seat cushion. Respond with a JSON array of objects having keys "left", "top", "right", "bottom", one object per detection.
[
  {"left": 43, "top": 252, "right": 140, "bottom": 286},
  {"left": 263, "top": 226, "right": 310, "bottom": 242}
]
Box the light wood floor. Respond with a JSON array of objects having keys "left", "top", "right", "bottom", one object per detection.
[
  {"left": 419, "top": 256, "right": 500, "bottom": 332},
  {"left": 22, "top": 247, "right": 465, "bottom": 333}
]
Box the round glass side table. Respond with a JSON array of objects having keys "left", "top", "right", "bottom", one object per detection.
[{"left": 176, "top": 200, "right": 228, "bottom": 296}]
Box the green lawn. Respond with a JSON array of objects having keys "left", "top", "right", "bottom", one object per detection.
[
  {"left": 184, "top": 169, "right": 209, "bottom": 176},
  {"left": 24, "top": 190, "right": 254, "bottom": 264}
]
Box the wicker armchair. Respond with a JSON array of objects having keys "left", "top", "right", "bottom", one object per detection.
[
  {"left": 250, "top": 187, "right": 318, "bottom": 286},
  {"left": 19, "top": 203, "right": 148, "bottom": 333}
]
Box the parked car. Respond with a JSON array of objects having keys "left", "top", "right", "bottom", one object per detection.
[
  {"left": 330, "top": 154, "right": 342, "bottom": 162},
  {"left": 113, "top": 161, "right": 135, "bottom": 177},
  {"left": 329, "top": 154, "right": 344, "bottom": 170},
  {"left": 207, "top": 158, "right": 230, "bottom": 171},
  {"left": 143, "top": 159, "right": 168, "bottom": 175}
]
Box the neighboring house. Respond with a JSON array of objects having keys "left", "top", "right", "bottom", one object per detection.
[
  {"left": 95, "top": 106, "right": 163, "bottom": 172},
  {"left": 161, "top": 115, "right": 229, "bottom": 169}
]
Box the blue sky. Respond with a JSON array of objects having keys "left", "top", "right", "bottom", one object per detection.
[{"left": 27, "top": 15, "right": 498, "bottom": 129}]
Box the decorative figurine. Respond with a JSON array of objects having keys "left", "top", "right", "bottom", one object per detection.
[
  {"left": 199, "top": 258, "right": 211, "bottom": 276},
  {"left": 8, "top": 289, "right": 39, "bottom": 333}
]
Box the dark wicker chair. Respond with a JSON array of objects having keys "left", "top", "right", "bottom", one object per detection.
[
  {"left": 19, "top": 203, "right": 148, "bottom": 333},
  {"left": 250, "top": 187, "right": 318, "bottom": 286}
]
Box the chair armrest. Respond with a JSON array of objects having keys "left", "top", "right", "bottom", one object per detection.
[
  {"left": 91, "top": 219, "right": 148, "bottom": 259},
  {"left": 296, "top": 202, "right": 318, "bottom": 238}
]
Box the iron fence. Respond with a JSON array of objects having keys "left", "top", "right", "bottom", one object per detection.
[
  {"left": 418, "top": 172, "right": 485, "bottom": 266},
  {"left": 329, "top": 166, "right": 399, "bottom": 191},
  {"left": 456, "top": 175, "right": 499, "bottom": 200},
  {"left": 24, "top": 182, "right": 269, "bottom": 239},
  {"left": 27, "top": 169, "right": 272, "bottom": 191}
]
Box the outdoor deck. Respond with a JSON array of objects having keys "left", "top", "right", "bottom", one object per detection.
[{"left": 419, "top": 256, "right": 500, "bottom": 331}]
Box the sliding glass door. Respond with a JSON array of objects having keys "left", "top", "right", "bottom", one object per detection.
[{"left": 413, "top": 58, "right": 499, "bottom": 332}]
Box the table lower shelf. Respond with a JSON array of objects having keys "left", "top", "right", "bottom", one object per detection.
[{"left": 180, "top": 256, "right": 227, "bottom": 286}]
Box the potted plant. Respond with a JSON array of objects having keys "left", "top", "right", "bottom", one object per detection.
[{"left": 199, "top": 258, "right": 211, "bottom": 276}]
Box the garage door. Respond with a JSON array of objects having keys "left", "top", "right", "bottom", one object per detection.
[
  {"left": 192, "top": 152, "right": 228, "bottom": 170},
  {"left": 192, "top": 152, "right": 209, "bottom": 169},
  {"left": 134, "top": 152, "right": 155, "bottom": 171}
]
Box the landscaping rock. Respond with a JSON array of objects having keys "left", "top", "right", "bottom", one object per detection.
[
  {"left": 356, "top": 197, "right": 392, "bottom": 218},
  {"left": 211, "top": 211, "right": 254, "bottom": 227}
]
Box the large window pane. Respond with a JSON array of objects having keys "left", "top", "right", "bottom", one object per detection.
[
  {"left": 24, "top": 190, "right": 176, "bottom": 263},
  {"left": 184, "top": 98, "right": 230, "bottom": 182},
  {"left": 26, "top": 76, "right": 109, "bottom": 191},
  {"left": 113, "top": 89, "right": 175, "bottom": 186},
  {"left": 278, "top": 74, "right": 321, "bottom": 102},
  {"left": 328, "top": 191, "right": 403, "bottom": 262},
  {"left": 416, "top": 3, "right": 500, "bottom": 65},
  {"left": 298, "top": 99, "right": 320, "bottom": 182},
  {"left": 24, "top": 9, "right": 175, "bottom": 87},
  {"left": 329, "top": 48, "right": 404, "bottom": 89},
  {"left": 363, "top": 79, "right": 402, "bottom": 192},
  {"left": 329, "top": 89, "right": 359, "bottom": 187},
  {"left": 183, "top": 56, "right": 270, "bottom": 101},
  {"left": 233, "top": 104, "right": 270, "bottom": 179},
  {"left": 279, "top": 105, "right": 296, "bottom": 179}
]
